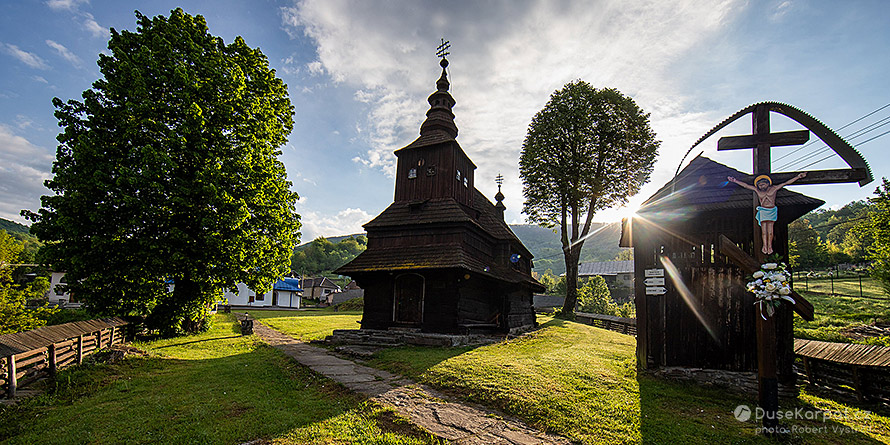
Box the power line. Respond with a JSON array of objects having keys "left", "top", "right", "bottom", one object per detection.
[
  {"left": 795, "top": 127, "right": 890, "bottom": 170},
  {"left": 773, "top": 102, "right": 890, "bottom": 164},
  {"left": 778, "top": 115, "right": 890, "bottom": 170}
]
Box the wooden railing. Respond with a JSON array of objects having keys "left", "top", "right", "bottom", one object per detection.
[
  {"left": 794, "top": 338, "right": 890, "bottom": 403},
  {"left": 574, "top": 312, "right": 637, "bottom": 336},
  {"left": 0, "top": 318, "right": 130, "bottom": 398}
]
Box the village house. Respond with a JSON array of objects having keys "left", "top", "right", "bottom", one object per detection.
[
  {"left": 46, "top": 271, "right": 303, "bottom": 309},
  {"left": 577, "top": 260, "right": 634, "bottom": 287},
  {"left": 299, "top": 276, "right": 342, "bottom": 302}
]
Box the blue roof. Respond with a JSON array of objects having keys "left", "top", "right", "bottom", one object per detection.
[{"left": 274, "top": 277, "right": 303, "bottom": 292}]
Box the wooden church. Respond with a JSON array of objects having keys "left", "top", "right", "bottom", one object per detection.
[{"left": 335, "top": 55, "right": 545, "bottom": 335}]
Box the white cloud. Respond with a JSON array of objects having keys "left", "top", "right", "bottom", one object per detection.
[
  {"left": 297, "top": 207, "right": 372, "bottom": 241},
  {"left": 771, "top": 1, "right": 794, "bottom": 21},
  {"left": 46, "top": 39, "right": 81, "bottom": 67},
  {"left": 283, "top": 0, "right": 742, "bottom": 219},
  {"left": 1, "top": 43, "right": 49, "bottom": 70},
  {"left": 31, "top": 75, "right": 49, "bottom": 84},
  {"left": 0, "top": 125, "right": 54, "bottom": 223},
  {"left": 45, "top": 0, "right": 88, "bottom": 11},
  {"left": 307, "top": 60, "right": 324, "bottom": 75},
  {"left": 82, "top": 13, "right": 110, "bottom": 39}
]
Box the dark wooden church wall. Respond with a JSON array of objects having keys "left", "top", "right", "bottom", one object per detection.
[
  {"left": 356, "top": 273, "right": 395, "bottom": 330},
  {"left": 504, "top": 288, "right": 535, "bottom": 329},
  {"left": 370, "top": 228, "right": 463, "bottom": 249},
  {"left": 456, "top": 276, "right": 502, "bottom": 326},
  {"left": 421, "top": 271, "right": 459, "bottom": 332},
  {"left": 633, "top": 210, "right": 795, "bottom": 374}
]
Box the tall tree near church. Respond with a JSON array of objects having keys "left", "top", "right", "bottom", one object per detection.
[
  {"left": 24, "top": 9, "right": 300, "bottom": 336},
  {"left": 520, "top": 81, "right": 658, "bottom": 317}
]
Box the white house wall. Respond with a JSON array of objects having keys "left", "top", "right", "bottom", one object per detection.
[{"left": 45, "top": 271, "right": 71, "bottom": 304}]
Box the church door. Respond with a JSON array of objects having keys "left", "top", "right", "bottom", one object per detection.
[{"left": 393, "top": 274, "right": 424, "bottom": 324}]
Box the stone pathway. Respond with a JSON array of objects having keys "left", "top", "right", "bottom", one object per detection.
[{"left": 247, "top": 317, "right": 571, "bottom": 445}]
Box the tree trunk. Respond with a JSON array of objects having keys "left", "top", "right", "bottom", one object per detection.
[
  {"left": 560, "top": 245, "right": 582, "bottom": 318},
  {"left": 148, "top": 274, "right": 207, "bottom": 336}
]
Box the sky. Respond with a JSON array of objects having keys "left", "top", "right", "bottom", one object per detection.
[{"left": 1, "top": 0, "right": 888, "bottom": 242}]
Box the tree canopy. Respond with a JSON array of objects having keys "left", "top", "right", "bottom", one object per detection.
[
  {"left": 25, "top": 9, "right": 300, "bottom": 336},
  {"left": 861, "top": 178, "right": 890, "bottom": 295},
  {"left": 519, "top": 81, "right": 658, "bottom": 317}
]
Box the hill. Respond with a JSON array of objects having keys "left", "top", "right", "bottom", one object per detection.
[
  {"left": 0, "top": 217, "right": 31, "bottom": 238},
  {"left": 312, "top": 223, "right": 624, "bottom": 277},
  {"left": 509, "top": 223, "right": 624, "bottom": 275}
]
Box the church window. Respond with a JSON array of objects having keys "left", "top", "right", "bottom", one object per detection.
[
  {"left": 463, "top": 177, "right": 468, "bottom": 187},
  {"left": 408, "top": 168, "right": 417, "bottom": 179},
  {"left": 426, "top": 166, "right": 437, "bottom": 176},
  {"left": 456, "top": 170, "right": 461, "bottom": 181}
]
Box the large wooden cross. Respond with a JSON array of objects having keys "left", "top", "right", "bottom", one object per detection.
[{"left": 717, "top": 103, "right": 868, "bottom": 430}]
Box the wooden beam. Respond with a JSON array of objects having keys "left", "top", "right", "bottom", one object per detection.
[
  {"left": 717, "top": 234, "right": 815, "bottom": 321},
  {"left": 717, "top": 130, "right": 810, "bottom": 151},
  {"left": 738, "top": 168, "right": 869, "bottom": 186}
]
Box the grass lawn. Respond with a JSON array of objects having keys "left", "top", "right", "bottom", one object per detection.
[
  {"left": 246, "top": 308, "right": 362, "bottom": 341},
  {"left": 794, "top": 278, "right": 890, "bottom": 345},
  {"left": 366, "top": 316, "right": 890, "bottom": 444},
  {"left": 245, "top": 310, "right": 890, "bottom": 443},
  {"left": 0, "top": 313, "right": 438, "bottom": 445}
]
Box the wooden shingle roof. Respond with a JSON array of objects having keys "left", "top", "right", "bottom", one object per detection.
[
  {"left": 639, "top": 156, "right": 824, "bottom": 217},
  {"left": 578, "top": 260, "right": 634, "bottom": 277}
]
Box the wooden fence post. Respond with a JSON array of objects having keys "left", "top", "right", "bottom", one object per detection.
[
  {"left": 48, "top": 344, "right": 57, "bottom": 377},
  {"left": 6, "top": 355, "right": 16, "bottom": 399},
  {"left": 109, "top": 326, "right": 115, "bottom": 346},
  {"left": 96, "top": 330, "right": 102, "bottom": 350},
  {"left": 77, "top": 335, "right": 84, "bottom": 365},
  {"left": 851, "top": 366, "right": 864, "bottom": 403}
]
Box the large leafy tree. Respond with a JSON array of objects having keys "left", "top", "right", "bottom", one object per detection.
[
  {"left": 520, "top": 81, "right": 658, "bottom": 317},
  {"left": 25, "top": 9, "right": 300, "bottom": 336}
]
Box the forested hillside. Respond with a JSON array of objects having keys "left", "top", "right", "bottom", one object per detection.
[
  {"left": 0, "top": 218, "right": 41, "bottom": 263},
  {"left": 510, "top": 223, "right": 624, "bottom": 275}
]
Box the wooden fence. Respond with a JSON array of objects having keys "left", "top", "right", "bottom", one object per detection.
[
  {"left": 0, "top": 318, "right": 130, "bottom": 399},
  {"left": 794, "top": 338, "right": 890, "bottom": 404},
  {"left": 574, "top": 312, "right": 637, "bottom": 336}
]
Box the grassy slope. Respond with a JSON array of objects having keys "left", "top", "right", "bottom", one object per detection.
[
  {"left": 367, "top": 316, "right": 890, "bottom": 444},
  {"left": 247, "top": 309, "right": 362, "bottom": 341},
  {"left": 0, "top": 314, "right": 437, "bottom": 445},
  {"left": 794, "top": 277, "right": 890, "bottom": 345}
]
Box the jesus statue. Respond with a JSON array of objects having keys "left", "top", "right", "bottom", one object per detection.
[{"left": 727, "top": 172, "right": 807, "bottom": 254}]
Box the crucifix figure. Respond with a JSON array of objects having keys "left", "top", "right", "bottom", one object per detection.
[{"left": 727, "top": 172, "right": 806, "bottom": 254}]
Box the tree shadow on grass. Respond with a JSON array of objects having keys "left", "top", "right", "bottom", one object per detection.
[{"left": 638, "top": 374, "right": 885, "bottom": 444}]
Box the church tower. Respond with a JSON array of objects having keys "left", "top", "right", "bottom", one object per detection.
[{"left": 393, "top": 55, "right": 476, "bottom": 207}]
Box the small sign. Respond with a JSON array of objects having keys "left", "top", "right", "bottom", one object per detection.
[
  {"left": 644, "top": 277, "right": 665, "bottom": 286},
  {"left": 645, "top": 287, "right": 667, "bottom": 296},
  {"left": 645, "top": 268, "right": 664, "bottom": 278}
]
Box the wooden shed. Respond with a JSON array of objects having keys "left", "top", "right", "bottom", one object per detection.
[
  {"left": 335, "top": 57, "right": 544, "bottom": 335},
  {"left": 620, "top": 156, "right": 823, "bottom": 388}
]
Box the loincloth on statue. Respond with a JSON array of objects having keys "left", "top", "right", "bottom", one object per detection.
[{"left": 755, "top": 206, "right": 778, "bottom": 225}]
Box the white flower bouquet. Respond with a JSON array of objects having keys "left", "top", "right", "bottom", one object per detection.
[{"left": 746, "top": 262, "right": 795, "bottom": 319}]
